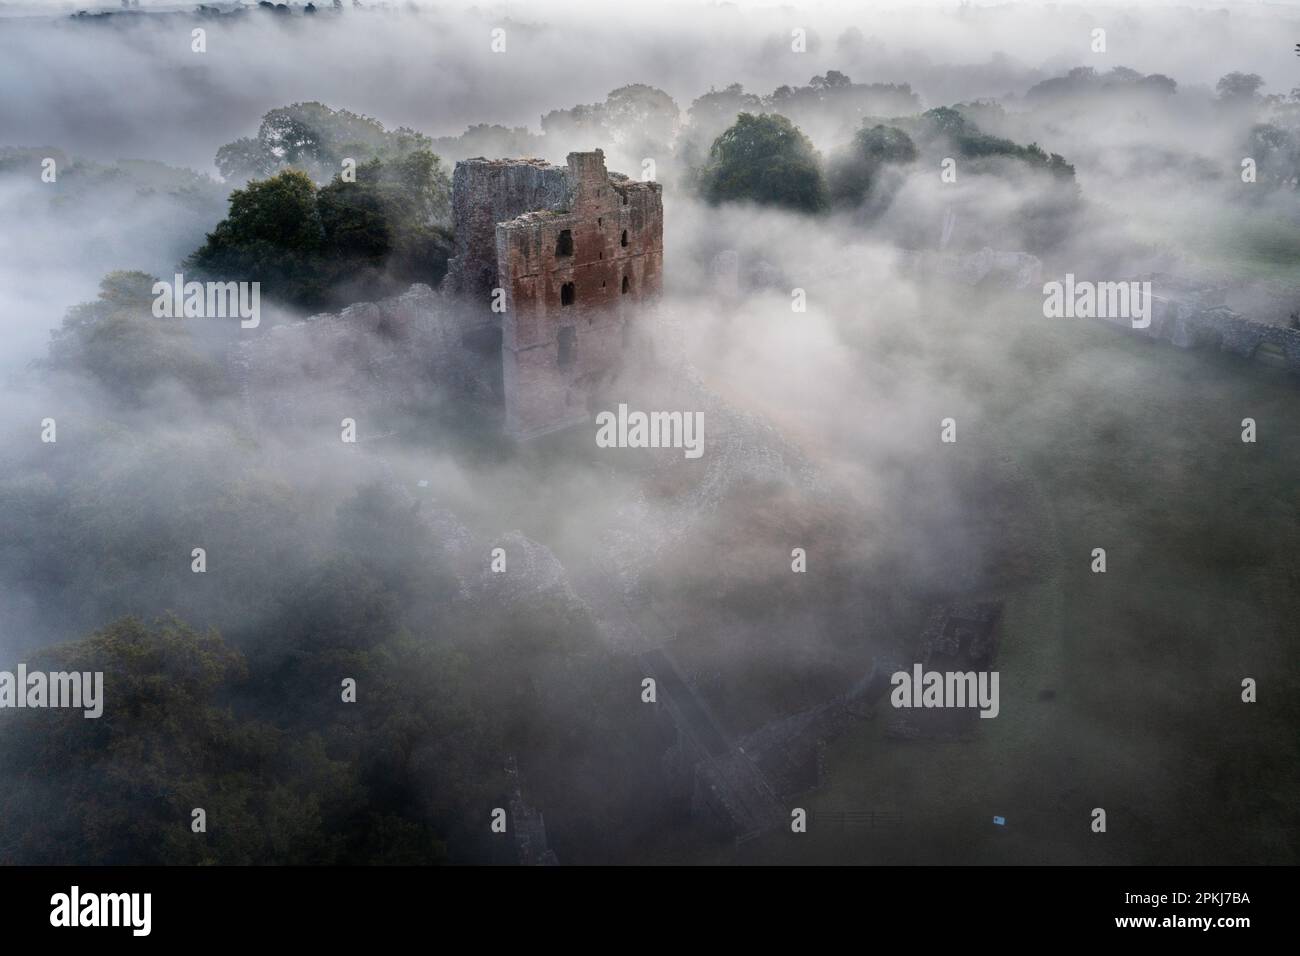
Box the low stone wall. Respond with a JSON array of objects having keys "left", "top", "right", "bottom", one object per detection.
[{"left": 1098, "top": 298, "right": 1300, "bottom": 373}]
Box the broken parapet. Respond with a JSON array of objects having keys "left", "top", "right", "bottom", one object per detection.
[{"left": 445, "top": 158, "right": 572, "bottom": 302}]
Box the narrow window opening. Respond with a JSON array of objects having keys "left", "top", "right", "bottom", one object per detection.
[
  {"left": 555, "top": 229, "right": 573, "bottom": 257},
  {"left": 621, "top": 275, "right": 630, "bottom": 294},
  {"left": 560, "top": 282, "right": 575, "bottom": 306},
  {"left": 620, "top": 229, "right": 628, "bottom": 248}
]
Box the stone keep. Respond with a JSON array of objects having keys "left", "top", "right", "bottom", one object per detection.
[{"left": 446, "top": 149, "right": 664, "bottom": 439}]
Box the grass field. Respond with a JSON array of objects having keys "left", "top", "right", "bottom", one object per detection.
[
  {"left": 388, "top": 284, "right": 1297, "bottom": 865},
  {"left": 707, "top": 308, "right": 1299, "bottom": 865}
]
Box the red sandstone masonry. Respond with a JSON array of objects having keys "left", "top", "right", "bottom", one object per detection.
[{"left": 448, "top": 149, "right": 663, "bottom": 439}]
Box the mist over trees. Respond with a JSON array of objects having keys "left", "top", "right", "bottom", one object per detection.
[
  {"left": 215, "top": 102, "right": 439, "bottom": 186},
  {"left": 1, "top": 2, "right": 1299, "bottom": 869},
  {"left": 189, "top": 155, "right": 453, "bottom": 310},
  {"left": 827, "top": 124, "right": 917, "bottom": 208},
  {"left": 43, "top": 270, "right": 228, "bottom": 404}
]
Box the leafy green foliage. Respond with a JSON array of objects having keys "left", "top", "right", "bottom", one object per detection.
[
  {"left": 698, "top": 112, "right": 829, "bottom": 213},
  {"left": 44, "top": 270, "right": 228, "bottom": 404},
  {"left": 215, "top": 101, "right": 436, "bottom": 186},
  {"left": 0, "top": 615, "right": 364, "bottom": 865},
  {"left": 827, "top": 124, "right": 917, "bottom": 207},
  {"left": 0, "top": 438, "right": 664, "bottom": 864},
  {"left": 187, "top": 153, "right": 453, "bottom": 310},
  {"left": 914, "top": 107, "right": 1076, "bottom": 180},
  {"left": 188, "top": 170, "right": 326, "bottom": 305}
]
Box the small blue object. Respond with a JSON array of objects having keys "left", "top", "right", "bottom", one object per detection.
[{"left": 993, "top": 816, "right": 1006, "bottom": 826}]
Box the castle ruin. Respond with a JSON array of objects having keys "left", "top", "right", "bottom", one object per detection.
[{"left": 446, "top": 149, "right": 664, "bottom": 439}]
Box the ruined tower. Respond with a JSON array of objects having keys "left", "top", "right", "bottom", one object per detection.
[{"left": 446, "top": 149, "right": 663, "bottom": 439}]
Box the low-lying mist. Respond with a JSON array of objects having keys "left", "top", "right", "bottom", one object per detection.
[{"left": 0, "top": 0, "right": 1296, "bottom": 866}]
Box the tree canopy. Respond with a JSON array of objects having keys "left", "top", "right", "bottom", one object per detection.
[
  {"left": 827, "top": 124, "right": 918, "bottom": 207},
  {"left": 44, "top": 270, "right": 227, "bottom": 404},
  {"left": 187, "top": 152, "right": 453, "bottom": 310},
  {"left": 215, "top": 102, "right": 436, "bottom": 186},
  {"left": 698, "top": 112, "right": 829, "bottom": 213}
]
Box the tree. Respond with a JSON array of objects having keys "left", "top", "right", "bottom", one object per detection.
[
  {"left": 1217, "top": 72, "right": 1264, "bottom": 103},
  {"left": 698, "top": 113, "right": 829, "bottom": 213},
  {"left": 431, "top": 124, "right": 546, "bottom": 164},
  {"left": 214, "top": 102, "right": 436, "bottom": 186},
  {"left": 1245, "top": 123, "right": 1298, "bottom": 185},
  {"left": 188, "top": 152, "right": 452, "bottom": 310},
  {"left": 828, "top": 124, "right": 917, "bottom": 207},
  {"left": 0, "top": 615, "right": 360, "bottom": 865},
  {"left": 540, "top": 85, "right": 682, "bottom": 158},
  {"left": 686, "top": 84, "right": 764, "bottom": 135},
  {"left": 678, "top": 84, "right": 766, "bottom": 171},
  {"left": 44, "top": 271, "right": 226, "bottom": 404},
  {"left": 914, "top": 108, "right": 1076, "bottom": 181},
  {"left": 187, "top": 169, "right": 329, "bottom": 307},
  {"left": 1026, "top": 65, "right": 1176, "bottom": 103},
  {"left": 316, "top": 151, "right": 453, "bottom": 293},
  {"left": 1137, "top": 73, "right": 1177, "bottom": 96},
  {"left": 810, "top": 70, "right": 852, "bottom": 90},
  {"left": 602, "top": 84, "right": 681, "bottom": 149},
  {"left": 539, "top": 102, "right": 606, "bottom": 144},
  {"left": 921, "top": 106, "right": 969, "bottom": 138}
]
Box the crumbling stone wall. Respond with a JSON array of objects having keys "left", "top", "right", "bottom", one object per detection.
[
  {"left": 445, "top": 158, "right": 570, "bottom": 302},
  {"left": 1105, "top": 296, "right": 1300, "bottom": 373},
  {"left": 448, "top": 149, "right": 664, "bottom": 439}
]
